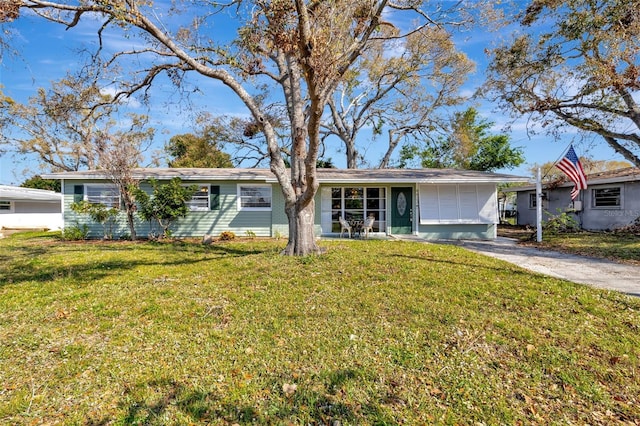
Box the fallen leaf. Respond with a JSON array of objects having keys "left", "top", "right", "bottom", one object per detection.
[
  {"left": 282, "top": 383, "right": 297, "bottom": 397},
  {"left": 429, "top": 387, "right": 443, "bottom": 396}
]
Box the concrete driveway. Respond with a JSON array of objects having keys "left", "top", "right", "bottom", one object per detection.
[{"left": 446, "top": 238, "right": 640, "bottom": 297}]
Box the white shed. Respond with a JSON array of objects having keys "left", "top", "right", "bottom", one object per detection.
[{"left": 0, "top": 185, "right": 63, "bottom": 231}]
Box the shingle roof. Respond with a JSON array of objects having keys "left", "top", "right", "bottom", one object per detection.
[
  {"left": 510, "top": 167, "right": 640, "bottom": 191},
  {"left": 583, "top": 167, "right": 640, "bottom": 183},
  {"left": 41, "top": 168, "right": 527, "bottom": 184}
]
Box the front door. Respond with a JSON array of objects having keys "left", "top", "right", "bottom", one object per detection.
[{"left": 391, "top": 187, "right": 413, "bottom": 234}]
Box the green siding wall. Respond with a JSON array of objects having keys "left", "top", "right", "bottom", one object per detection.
[
  {"left": 270, "top": 186, "right": 288, "bottom": 238},
  {"left": 63, "top": 180, "right": 132, "bottom": 238},
  {"left": 62, "top": 180, "right": 497, "bottom": 240},
  {"left": 63, "top": 180, "right": 276, "bottom": 239},
  {"left": 172, "top": 182, "right": 272, "bottom": 237}
]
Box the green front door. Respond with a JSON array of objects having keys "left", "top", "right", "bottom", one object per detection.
[{"left": 391, "top": 187, "right": 413, "bottom": 234}]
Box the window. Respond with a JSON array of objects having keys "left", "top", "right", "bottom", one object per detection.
[
  {"left": 0, "top": 200, "right": 12, "bottom": 212},
  {"left": 593, "top": 187, "right": 621, "bottom": 208},
  {"left": 186, "top": 185, "right": 220, "bottom": 211},
  {"left": 529, "top": 192, "right": 547, "bottom": 209},
  {"left": 238, "top": 185, "right": 272, "bottom": 210},
  {"left": 85, "top": 184, "right": 120, "bottom": 209},
  {"left": 187, "top": 185, "right": 209, "bottom": 211},
  {"left": 330, "top": 187, "right": 386, "bottom": 233}
]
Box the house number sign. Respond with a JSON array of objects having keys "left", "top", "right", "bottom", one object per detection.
[{"left": 396, "top": 192, "right": 407, "bottom": 216}]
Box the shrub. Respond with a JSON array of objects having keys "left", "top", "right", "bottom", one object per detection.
[
  {"left": 219, "top": 231, "right": 236, "bottom": 241},
  {"left": 70, "top": 201, "right": 119, "bottom": 239},
  {"left": 544, "top": 210, "right": 580, "bottom": 235},
  {"left": 62, "top": 224, "right": 89, "bottom": 241},
  {"left": 245, "top": 229, "right": 256, "bottom": 239},
  {"left": 133, "top": 178, "right": 197, "bottom": 239}
]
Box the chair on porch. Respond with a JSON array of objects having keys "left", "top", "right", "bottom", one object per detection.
[
  {"left": 362, "top": 215, "right": 375, "bottom": 239},
  {"left": 339, "top": 217, "right": 352, "bottom": 238}
]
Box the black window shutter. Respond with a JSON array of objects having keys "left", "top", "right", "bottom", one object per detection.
[
  {"left": 73, "top": 185, "right": 84, "bottom": 203},
  {"left": 210, "top": 185, "right": 220, "bottom": 210}
]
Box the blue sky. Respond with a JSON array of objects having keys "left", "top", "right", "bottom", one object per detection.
[{"left": 0, "top": 4, "right": 628, "bottom": 186}]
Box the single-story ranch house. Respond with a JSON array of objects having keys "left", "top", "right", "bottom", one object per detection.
[
  {"left": 42, "top": 168, "right": 526, "bottom": 240},
  {"left": 0, "top": 185, "right": 63, "bottom": 231},
  {"left": 512, "top": 167, "right": 640, "bottom": 231}
]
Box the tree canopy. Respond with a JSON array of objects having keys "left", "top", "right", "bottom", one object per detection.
[
  {"left": 400, "top": 108, "right": 525, "bottom": 172},
  {"left": 0, "top": 76, "right": 154, "bottom": 173},
  {"left": 166, "top": 132, "right": 233, "bottom": 168},
  {"left": 133, "top": 178, "right": 197, "bottom": 239},
  {"left": 20, "top": 175, "right": 61, "bottom": 192},
  {"left": 322, "top": 25, "right": 474, "bottom": 168},
  {"left": 483, "top": 0, "right": 640, "bottom": 167}
]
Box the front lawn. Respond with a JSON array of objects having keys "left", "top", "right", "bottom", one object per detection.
[
  {"left": 535, "top": 232, "right": 640, "bottom": 265},
  {"left": 1, "top": 233, "right": 639, "bottom": 424}
]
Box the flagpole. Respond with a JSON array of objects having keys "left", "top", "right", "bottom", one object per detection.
[{"left": 536, "top": 167, "right": 542, "bottom": 242}]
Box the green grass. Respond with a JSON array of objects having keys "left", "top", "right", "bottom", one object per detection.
[
  {"left": 1, "top": 231, "right": 639, "bottom": 424},
  {"left": 537, "top": 232, "right": 640, "bottom": 265}
]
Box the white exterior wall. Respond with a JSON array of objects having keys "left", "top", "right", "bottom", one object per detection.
[{"left": 0, "top": 200, "right": 63, "bottom": 230}]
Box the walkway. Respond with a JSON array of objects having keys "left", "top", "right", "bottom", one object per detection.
[{"left": 441, "top": 237, "right": 640, "bottom": 297}]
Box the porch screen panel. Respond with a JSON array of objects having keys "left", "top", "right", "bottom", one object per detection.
[
  {"left": 320, "top": 187, "right": 333, "bottom": 233},
  {"left": 329, "top": 187, "right": 387, "bottom": 233}
]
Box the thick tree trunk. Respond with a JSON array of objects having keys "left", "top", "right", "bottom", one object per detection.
[
  {"left": 121, "top": 192, "right": 137, "bottom": 241},
  {"left": 282, "top": 198, "right": 323, "bottom": 256},
  {"left": 125, "top": 208, "right": 137, "bottom": 241},
  {"left": 346, "top": 141, "right": 358, "bottom": 169}
]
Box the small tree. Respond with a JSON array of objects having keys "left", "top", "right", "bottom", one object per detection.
[
  {"left": 133, "top": 178, "right": 197, "bottom": 239},
  {"left": 70, "top": 200, "right": 119, "bottom": 240},
  {"left": 98, "top": 123, "right": 155, "bottom": 242}
]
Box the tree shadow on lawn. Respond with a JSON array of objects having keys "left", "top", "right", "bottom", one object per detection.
[
  {"left": 0, "top": 241, "right": 276, "bottom": 288},
  {"left": 85, "top": 370, "right": 393, "bottom": 425}
]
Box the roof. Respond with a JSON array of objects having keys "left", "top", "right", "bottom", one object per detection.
[
  {"left": 0, "top": 185, "right": 63, "bottom": 202},
  {"left": 510, "top": 167, "right": 640, "bottom": 192},
  {"left": 41, "top": 168, "right": 527, "bottom": 184}
]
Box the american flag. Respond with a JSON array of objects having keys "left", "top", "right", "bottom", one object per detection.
[{"left": 556, "top": 145, "right": 587, "bottom": 200}]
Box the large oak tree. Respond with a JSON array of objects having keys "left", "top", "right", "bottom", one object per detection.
[
  {"left": 483, "top": 0, "right": 640, "bottom": 167},
  {"left": 6, "top": 0, "right": 465, "bottom": 255},
  {"left": 323, "top": 25, "right": 474, "bottom": 169}
]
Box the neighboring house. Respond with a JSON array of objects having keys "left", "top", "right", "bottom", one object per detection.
[
  {"left": 513, "top": 167, "right": 640, "bottom": 230},
  {"left": 0, "top": 185, "right": 63, "bottom": 230},
  {"left": 42, "top": 168, "right": 525, "bottom": 240}
]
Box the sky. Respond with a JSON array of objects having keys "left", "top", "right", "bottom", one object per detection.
[{"left": 0, "top": 2, "right": 629, "bottom": 186}]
